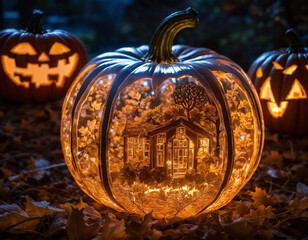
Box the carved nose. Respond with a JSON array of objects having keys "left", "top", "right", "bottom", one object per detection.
[{"left": 38, "top": 52, "right": 50, "bottom": 62}]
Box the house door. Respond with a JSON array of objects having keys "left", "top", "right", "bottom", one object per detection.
[
  {"left": 173, "top": 148, "right": 187, "bottom": 169},
  {"left": 173, "top": 138, "right": 188, "bottom": 169}
]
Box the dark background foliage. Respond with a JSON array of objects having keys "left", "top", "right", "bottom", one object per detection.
[{"left": 1, "top": 0, "right": 307, "bottom": 69}]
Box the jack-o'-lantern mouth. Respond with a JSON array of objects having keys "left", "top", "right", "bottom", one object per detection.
[
  {"left": 266, "top": 101, "right": 288, "bottom": 118},
  {"left": 1, "top": 53, "right": 79, "bottom": 88}
]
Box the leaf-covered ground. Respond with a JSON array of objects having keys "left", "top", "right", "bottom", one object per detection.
[{"left": 0, "top": 99, "right": 307, "bottom": 240}]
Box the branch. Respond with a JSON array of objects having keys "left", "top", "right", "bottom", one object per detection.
[
  {"left": 3, "top": 216, "right": 43, "bottom": 232},
  {"left": 8, "top": 162, "right": 67, "bottom": 180}
]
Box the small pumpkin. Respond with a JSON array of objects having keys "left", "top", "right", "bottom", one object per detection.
[
  {"left": 0, "top": 9, "right": 88, "bottom": 103},
  {"left": 61, "top": 8, "right": 264, "bottom": 218},
  {"left": 248, "top": 29, "right": 308, "bottom": 136}
]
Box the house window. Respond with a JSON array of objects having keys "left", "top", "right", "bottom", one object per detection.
[
  {"left": 189, "top": 140, "right": 194, "bottom": 168},
  {"left": 198, "top": 138, "right": 209, "bottom": 155},
  {"left": 127, "top": 137, "right": 149, "bottom": 162},
  {"left": 173, "top": 134, "right": 188, "bottom": 169},
  {"left": 176, "top": 127, "right": 185, "bottom": 139},
  {"left": 156, "top": 133, "right": 165, "bottom": 167},
  {"left": 127, "top": 137, "right": 135, "bottom": 161}
]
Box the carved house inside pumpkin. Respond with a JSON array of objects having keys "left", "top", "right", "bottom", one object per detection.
[{"left": 123, "top": 118, "right": 213, "bottom": 177}]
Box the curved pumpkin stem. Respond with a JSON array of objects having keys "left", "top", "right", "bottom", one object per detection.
[
  {"left": 25, "top": 9, "right": 47, "bottom": 34},
  {"left": 142, "top": 8, "right": 199, "bottom": 64},
  {"left": 285, "top": 28, "right": 306, "bottom": 53}
]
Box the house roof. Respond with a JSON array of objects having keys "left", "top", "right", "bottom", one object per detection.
[
  {"left": 148, "top": 118, "right": 213, "bottom": 138},
  {"left": 123, "top": 120, "right": 158, "bottom": 137},
  {"left": 123, "top": 117, "right": 213, "bottom": 139}
]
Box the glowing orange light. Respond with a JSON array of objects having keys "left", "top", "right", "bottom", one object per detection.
[
  {"left": 282, "top": 64, "right": 298, "bottom": 75},
  {"left": 272, "top": 61, "right": 284, "bottom": 70},
  {"left": 1, "top": 42, "right": 79, "bottom": 88},
  {"left": 11, "top": 42, "right": 37, "bottom": 55},
  {"left": 256, "top": 67, "right": 263, "bottom": 78},
  {"left": 38, "top": 52, "right": 50, "bottom": 61},
  {"left": 267, "top": 101, "right": 288, "bottom": 118},
  {"left": 49, "top": 42, "right": 71, "bottom": 55},
  {"left": 260, "top": 77, "right": 275, "bottom": 102},
  {"left": 286, "top": 79, "right": 308, "bottom": 100}
]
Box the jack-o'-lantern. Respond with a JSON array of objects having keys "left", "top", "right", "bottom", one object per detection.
[
  {"left": 0, "top": 9, "right": 88, "bottom": 103},
  {"left": 248, "top": 29, "right": 308, "bottom": 136},
  {"left": 61, "top": 8, "right": 264, "bottom": 219}
]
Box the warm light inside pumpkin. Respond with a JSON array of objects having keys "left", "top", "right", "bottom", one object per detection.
[
  {"left": 282, "top": 64, "right": 298, "bottom": 75},
  {"left": 285, "top": 79, "right": 307, "bottom": 99},
  {"left": 256, "top": 67, "right": 263, "bottom": 78},
  {"left": 61, "top": 69, "right": 263, "bottom": 218},
  {"left": 11, "top": 42, "right": 37, "bottom": 55},
  {"left": 267, "top": 101, "right": 288, "bottom": 118},
  {"left": 272, "top": 61, "right": 284, "bottom": 70},
  {"left": 260, "top": 77, "right": 275, "bottom": 102},
  {"left": 49, "top": 42, "right": 71, "bottom": 54},
  {"left": 260, "top": 75, "right": 307, "bottom": 118},
  {"left": 1, "top": 42, "right": 79, "bottom": 88}
]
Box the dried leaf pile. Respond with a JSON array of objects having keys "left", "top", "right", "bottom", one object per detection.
[{"left": 0, "top": 99, "right": 307, "bottom": 240}]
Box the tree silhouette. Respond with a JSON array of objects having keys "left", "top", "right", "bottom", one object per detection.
[
  {"left": 173, "top": 81, "right": 222, "bottom": 158},
  {"left": 173, "top": 82, "right": 208, "bottom": 121}
]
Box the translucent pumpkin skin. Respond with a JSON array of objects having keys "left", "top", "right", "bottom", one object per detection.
[{"left": 61, "top": 44, "right": 264, "bottom": 219}]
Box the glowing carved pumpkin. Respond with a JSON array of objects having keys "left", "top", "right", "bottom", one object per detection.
[
  {"left": 248, "top": 29, "right": 308, "bottom": 136},
  {"left": 0, "top": 9, "right": 88, "bottom": 103},
  {"left": 61, "top": 8, "right": 264, "bottom": 219}
]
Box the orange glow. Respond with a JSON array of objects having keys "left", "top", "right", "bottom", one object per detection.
[
  {"left": 256, "top": 67, "right": 263, "bottom": 78},
  {"left": 38, "top": 52, "right": 50, "bottom": 61},
  {"left": 282, "top": 65, "right": 298, "bottom": 75},
  {"left": 260, "top": 77, "right": 275, "bottom": 102},
  {"left": 61, "top": 71, "right": 263, "bottom": 219},
  {"left": 272, "top": 61, "right": 284, "bottom": 70},
  {"left": 286, "top": 79, "right": 307, "bottom": 99},
  {"left": 1, "top": 42, "right": 79, "bottom": 88},
  {"left": 267, "top": 101, "right": 288, "bottom": 118},
  {"left": 144, "top": 184, "right": 199, "bottom": 196},
  {"left": 49, "top": 42, "right": 71, "bottom": 55},
  {"left": 11, "top": 42, "right": 37, "bottom": 55}
]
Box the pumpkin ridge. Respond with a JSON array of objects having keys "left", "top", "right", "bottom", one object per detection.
[
  {"left": 267, "top": 54, "right": 289, "bottom": 104},
  {"left": 296, "top": 56, "right": 308, "bottom": 134},
  {"left": 254, "top": 54, "right": 280, "bottom": 92},
  {"left": 183, "top": 62, "right": 235, "bottom": 212},
  {"left": 279, "top": 54, "right": 299, "bottom": 102},
  {"left": 100, "top": 62, "right": 145, "bottom": 211}
]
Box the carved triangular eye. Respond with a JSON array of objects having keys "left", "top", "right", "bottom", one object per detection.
[
  {"left": 49, "top": 42, "right": 70, "bottom": 55},
  {"left": 11, "top": 42, "right": 37, "bottom": 55},
  {"left": 260, "top": 77, "right": 275, "bottom": 102},
  {"left": 272, "top": 61, "right": 283, "bottom": 70},
  {"left": 283, "top": 65, "right": 297, "bottom": 75},
  {"left": 256, "top": 67, "right": 263, "bottom": 78},
  {"left": 285, "top": 79, "right": 307, "bottom": 99}
]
